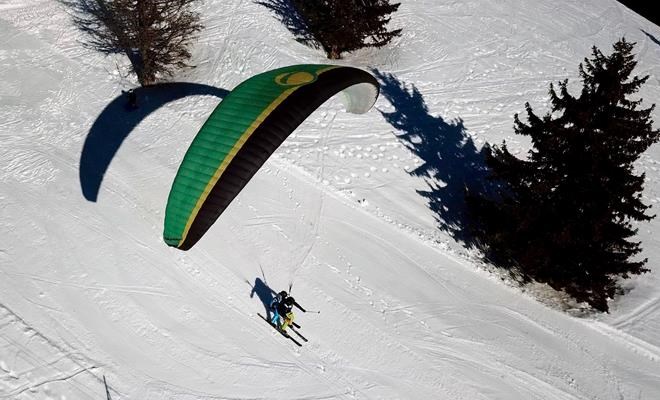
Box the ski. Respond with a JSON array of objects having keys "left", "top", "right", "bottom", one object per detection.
[
  {"left": 257, "top": 313, "right": 302, "bottom": 347},
  {"left": 289, "top": 326, "right": 308, "bottom": 342}
]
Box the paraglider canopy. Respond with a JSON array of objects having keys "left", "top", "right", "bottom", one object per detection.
[{"left": 164, "top": 64, "right": 379, "bottom": 250}]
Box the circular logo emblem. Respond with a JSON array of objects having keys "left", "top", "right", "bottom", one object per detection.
[{"left": 275, "top": 71, "right": 317, "bottom": 86}]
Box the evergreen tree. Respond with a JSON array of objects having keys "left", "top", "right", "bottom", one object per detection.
[
  {"left": 470, "top": 39, "right": 659, "bottom": 311},
  {"left": 292, "top": 0, "right": 401, "bottom": 59},
  {"left": 64, "top": 0, "right": 203, "bottom": 86}
]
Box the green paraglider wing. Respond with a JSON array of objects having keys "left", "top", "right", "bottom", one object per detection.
[{"left": 164, "top": 64, "right": 379, "bottom": 250}]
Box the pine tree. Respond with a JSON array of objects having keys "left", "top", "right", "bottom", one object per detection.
[
  {"left": 470, "top": 39, "right": 659, "bottom": 311},
  {"left": 292, "top": 0, "right": 401, "bottom": 59},
  {"left": 64, "top": 0, "right": 203, "bottom": 86}
]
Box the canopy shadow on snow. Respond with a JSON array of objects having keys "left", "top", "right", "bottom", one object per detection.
[
  {"left": 80, "top": 83, "right": 228, "bottom": 202},
  {"left": 374, "top": 70, "right": 492, "bottom": 244},
  {"left": 255, "top": 0, "right": 315, "bottom": 47}
]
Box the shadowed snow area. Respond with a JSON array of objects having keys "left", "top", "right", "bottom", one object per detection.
[{"left": 1, "top": 0, "right": 660, "bottom": 399}]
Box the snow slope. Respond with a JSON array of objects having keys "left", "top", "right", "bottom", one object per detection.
[{"left": 2, "top": 0, "right": 660, "bottom": 398}]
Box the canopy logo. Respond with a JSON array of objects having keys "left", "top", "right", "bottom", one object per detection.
[{"left": 275, "top": 71, "right": 317, "bottom": 86}]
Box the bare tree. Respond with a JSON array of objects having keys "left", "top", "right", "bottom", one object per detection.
[{"left": 64, "top": 0, "right": 203, "bottom": 86}]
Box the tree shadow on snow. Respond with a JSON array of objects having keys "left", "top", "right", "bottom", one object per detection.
[
  {"left": 373, "top": 70, "right": 493, "bottom": 246},
  {"left": 254, "top": 0, "right": 316, "bottom": 48},
  {"left": 248, "top": 277, "right": 277, "bottom": 320},
  {"left": 80, "top": 83, "right": 228, "bottom": 202}
]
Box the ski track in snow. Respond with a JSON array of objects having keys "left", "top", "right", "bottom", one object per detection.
[
  {"left": 0, "top": 302, "right": 102, "bottom": 399},
  {"left": 2, "top": 0, "right": 660, "bottom": 398}
]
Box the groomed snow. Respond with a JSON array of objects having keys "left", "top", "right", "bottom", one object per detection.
[{"left": 1, "top": 0, "right": 660, "bottom": 398}]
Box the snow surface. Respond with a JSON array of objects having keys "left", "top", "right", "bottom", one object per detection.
[{"left": 2, "top": 0, "right": 660, "bottom": 398}]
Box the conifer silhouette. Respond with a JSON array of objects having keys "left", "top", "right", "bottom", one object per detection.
[{"left": 470, "top": 39, "right": 659, "bottom": 311}]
